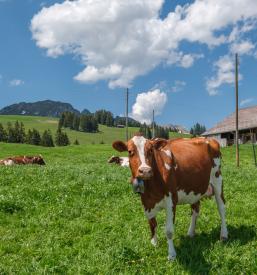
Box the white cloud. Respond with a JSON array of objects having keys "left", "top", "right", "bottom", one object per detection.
[
  {"left": 31, "top": 0, "right": 257, "bottom": 89},
  {"left": 131, "top": 89, "right": 167, "bottom": 124},
  {"left": 240, "top": 98, "right": 254, "bottom": 107},
  {"left": 171, "top": 80, "right": 186, "bottom": 93},
  {"left": 9, "top": 79, "right": 25, "bottom": 87},
  {"left": 206, "top": 55, "right": 243, "bottom": 96},
  {"left": 230, "top": 40, "right": 255, "bottom": 55}
]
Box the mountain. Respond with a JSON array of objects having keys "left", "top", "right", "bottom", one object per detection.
[
  {"left": 81, "top": 108, "right": 91, "bottom": 115},
  {"left": 163, "top": 124, "right": 190, "bottom": 134},
  {"left": 0, "top": 100, "right": 80, "bottom": 117}
]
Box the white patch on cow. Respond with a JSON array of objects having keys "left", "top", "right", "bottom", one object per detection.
[
  {"left": 145, "top": 193, "right": 176, "bottom": 260},
  {"left": 177, "top": 190, "right": 202, "bottom": 205},
  {"left": 145, "top": 198, "right": 166, "bottom": 220},
  {"left": 162, "top": 149, "right": 172, "bottom": 158},
  {"left": 164, "top": 163, "right": 171, "bottom": 170},
  {"left": 120, "top": 157, "right": 129, "bottom": 167},
  {"left": 211, "top": 170, "right": 228, "bottom": 239},
  {"left": 4, "top": 159, "right": 14, "bottom": 166},
  {"left": 165, "top": 193, "right": 176, "bottom": 260},
  {"left": 187, "top": 210, "right": 199, "bottom": 237},
  {"left": 132, "top": 136, "right": 150, "bottom": 170}
]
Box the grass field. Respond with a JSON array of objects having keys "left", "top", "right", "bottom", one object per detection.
[
  {"left": 0, "top": 141, "right": 256, "bottom": 274},
  {"left": 0, "top": 115, "right": 190, "bottom": 145}
]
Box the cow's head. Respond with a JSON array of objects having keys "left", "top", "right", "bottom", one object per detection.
[
  {"left": 32, "top": 155, "right": 46, "bottom": 165},
  {"left": 112, "top": 135, "right": 167, "bottom": 180}
]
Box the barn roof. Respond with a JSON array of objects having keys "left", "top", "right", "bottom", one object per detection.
[{"left": 202, "top": 105, "right": 257, "bottom": 136}]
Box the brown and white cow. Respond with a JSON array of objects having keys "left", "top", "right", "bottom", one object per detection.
[
  {"left": 0, "top": 155, "right": 46, "bottom": 166},
  {"left": 108, "top": 155, "right": 129, "bottom": 167},
  {"left": 112, "top": 135, "right": 228, "bottom": 261}
]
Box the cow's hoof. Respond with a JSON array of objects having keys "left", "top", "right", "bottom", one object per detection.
[
  {"left": 220, "top": 236, "right": 228, "bottom": 241},
  {"left": 151, "top": 237, "right": 158, "bottom": 247},
  {"left": 168, "top": 254, "right": 176, "bottom": 261},
  {"left": 187, "top": 232, "right": 195, "bottom": 238}
]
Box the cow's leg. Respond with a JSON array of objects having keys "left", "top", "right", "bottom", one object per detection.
[
  {"left": 148, "top": 217, "right": 157, "bottom": 246},
  {"left": 165, "top": 193, "right": 176, "bottom": 261},
  {"left": 187, "top": 201, "right": 200, "bottom": 237},
  {"left": 212, "top": 160, "right": 228, "bottom": 240}
]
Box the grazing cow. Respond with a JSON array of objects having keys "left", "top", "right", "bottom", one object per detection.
[
  {"left": 0, "top": 155, "right": 45, "bottom": 166},
  {"left": 108, "top": 155, "right": 129, "bottom": 167},
  {"left": 112, "top": 135, "right": 228, "bottom": 261}
]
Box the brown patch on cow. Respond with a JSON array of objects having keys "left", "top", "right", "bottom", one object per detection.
[{"left": 191, "top": 201, "right": 200, "bottom": 214}]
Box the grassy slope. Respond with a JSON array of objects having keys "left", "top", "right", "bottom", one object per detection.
[
  {"left": 0, "top": 142, "right": 256, "bottom": 274},
  {"left": 0, "top": 115, "right": 139, "bottom": 145}
]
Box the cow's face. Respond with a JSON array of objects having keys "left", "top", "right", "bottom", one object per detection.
[
  {"left": 113, "top": 135, "right": 167, "bottom": 180},
  {"left": 33, "top": 156, "right": 46, "bottom": 165}
]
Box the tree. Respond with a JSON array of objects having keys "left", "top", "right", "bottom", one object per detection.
[
  {"left": 30, "top": 129, "right": 41, "bottom": 145},
  {"left": 7, "top": 122, "right": 16, "bottom": 143},
  {"left": 74, "top": 139, "right": 80, "bottom": 145},
  {"left": 190, "top": 123, "right": 206, "bottom": 136},
  {"left": 0, "top": 123, "right": 7, "bottom": 142},
  {"left": 55, "top": 128, "right": 70, "bottom": 146},
  {"left": 72, "top": 115, "right": 80, "bottom": 131},
  {"left": 41, "top": 130, "right": 54, "bottom": 147}
]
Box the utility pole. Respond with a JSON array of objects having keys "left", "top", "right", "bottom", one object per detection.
[
  {"left": 152, "top": 109, "right": 155, "bottom": 139},
  {"left": 235, "top": 53, "right": 239, "bottom": 167},
  {"left": 125, "top": 88, "right": 129, "bottom": 141}
]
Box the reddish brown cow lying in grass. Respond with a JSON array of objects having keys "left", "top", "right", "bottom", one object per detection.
[
  {"left": 108, "top": 155, "right": 129, "bottom": 167},
  {"left": 112, "top": 135, "right": 228, "bottom": 261},
  {"left": 0, "top": 155, "right": 46, "bottom": 166}
]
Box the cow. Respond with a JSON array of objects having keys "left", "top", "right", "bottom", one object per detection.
[
  {"left": 108, "top": 155, "right": 129, "bottom": 167},
  {"left": 112, "top": 134, "right": 228, "bottom": 261},
  {"left": 0, "top": 155, "right": 46, "bottom": 166}
]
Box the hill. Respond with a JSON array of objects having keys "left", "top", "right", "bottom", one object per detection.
[{"left": 0, "top": 100, "right": 80, "bottom": 117}]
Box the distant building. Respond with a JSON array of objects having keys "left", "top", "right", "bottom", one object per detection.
[
  {"left": 202, "top": 105, "right": 257, "bottom": 147},
  {"left": 116, "top": 124, "right": 125, "bottom": 128}
]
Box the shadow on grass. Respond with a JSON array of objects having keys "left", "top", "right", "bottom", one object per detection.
[{"left": 176, "top": 224, "right": 256, "bottom": 274}]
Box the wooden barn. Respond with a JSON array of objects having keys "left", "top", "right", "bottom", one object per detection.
[{"left": 202, "top": 105, "right": 257, "bottom": 147}]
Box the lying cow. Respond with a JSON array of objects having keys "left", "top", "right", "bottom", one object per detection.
[
  {"left": 108, "top": 155, "right": 129, "bottom": 167},
  {"left": 0, "top": 155, "right": 45, "bottom": 166},
  {"left": 112, "top": 135, "right": 228, "bottom": 261}
]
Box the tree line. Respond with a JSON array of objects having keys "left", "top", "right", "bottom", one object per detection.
[
  {"left": 139, "top": 123, "right": 170, "bottom": 139},
  {"left": 58, "top": 110, "right": 141, "bottom": 132},
  {"left": 0, "top": 121, "right": 75, "bottom": 147},
  {"left": 190, "top": 123, "right": 206, "bottom": 136}
]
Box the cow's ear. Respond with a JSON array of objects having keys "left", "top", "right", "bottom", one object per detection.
[
  {"left": 112, "top": 141, "right": 128, "bottom": 152},
  {"left": 151, "top": 138, "right": 168, "bottom": 150}
]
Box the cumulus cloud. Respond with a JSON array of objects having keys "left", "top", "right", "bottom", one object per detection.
[
  {"left": 206, "top": 55, "right": 239, "bottom": 96},
  {"left": 131, "top": 89, "right": 167, "bottom": 124},
  {"left": 31, "top": 0, "right": 257, "bottom": 89},
  {"left": 9, "top": 79, "right": 25, "bottom": 87},
  {"left": 240, "top": 98, "right": 254, "bottom": 107},
  {"left": 230, "top": 40, "right": 255, "bottom": 55}
]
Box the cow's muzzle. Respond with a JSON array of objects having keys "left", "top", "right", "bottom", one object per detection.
[
  {"left": 132, "top": 178, "right": 144, "bottom": 194},
  {"left": 137, "top": 166, "right": 153, "bottom": 180}
]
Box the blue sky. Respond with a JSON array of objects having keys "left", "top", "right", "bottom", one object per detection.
[{"left": 0, "top": 0, "right": 257, "bottom": 129}]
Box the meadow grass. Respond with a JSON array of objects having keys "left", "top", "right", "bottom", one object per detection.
[{"left": 0, "top": 142, "right": 256, "bottom": 274}]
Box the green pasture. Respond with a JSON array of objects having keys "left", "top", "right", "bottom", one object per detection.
[
  {"left": 0, "top": 115, "right": 190, "bottom": 146},
  {"left": 0, "top": 141, "right": 256, "bottom": 274}
]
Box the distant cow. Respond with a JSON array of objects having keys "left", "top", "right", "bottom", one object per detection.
[
  {"left": 108, "top": 156, "right": 129, "bottom": 167},
  {"left": 112, "top": 135, "right": 228, "bottom": 261},
  {"left": 0, "top": 155, "right": 46, "bottom": 166}
]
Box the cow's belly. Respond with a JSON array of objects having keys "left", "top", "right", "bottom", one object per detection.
[{"left": 177, "top": 185, "right": 213, "bottom": 205}]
